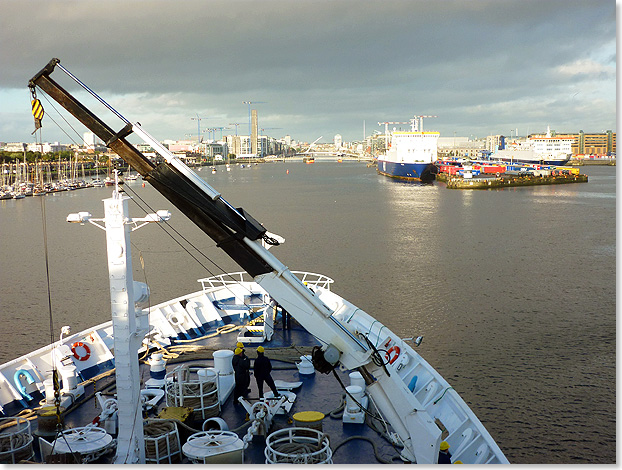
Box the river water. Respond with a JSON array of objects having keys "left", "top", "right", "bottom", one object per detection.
[{"left": 0, "top": 162, "right": 615, "bottom": 463}]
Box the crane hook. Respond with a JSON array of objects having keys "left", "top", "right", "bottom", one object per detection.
[{"left": 29, "top": 86, "right": 44, "bottom": 135}]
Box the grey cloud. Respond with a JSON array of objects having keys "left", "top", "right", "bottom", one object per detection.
[{"left": 0, "top": 0, "right": 615, "bottom": 143}]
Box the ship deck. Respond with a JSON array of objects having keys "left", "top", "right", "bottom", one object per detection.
[{"left": 28, "top": 317, "right": 401, "bottom": 464}]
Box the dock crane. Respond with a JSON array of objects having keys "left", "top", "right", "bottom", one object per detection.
[
  {"left": 412, "top": 115, "right": 437, "bottom": 132},
  {"left": 377, "top": 121, "right": 408, "bottom": 135}
]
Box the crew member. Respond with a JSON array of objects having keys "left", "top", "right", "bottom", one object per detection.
[
  {"left": 254, "top": 346, "right": 279, "bottom": 399},
  {"left": 232, "top": 346, "right": 250, "bottom": 403},
  {"left": 438, "top": 441, "right": 452, "bottom": 464}
]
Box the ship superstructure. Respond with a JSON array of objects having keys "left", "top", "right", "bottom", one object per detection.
[{"left": 493, "top": 126, "right": 573, "bottom": 165}]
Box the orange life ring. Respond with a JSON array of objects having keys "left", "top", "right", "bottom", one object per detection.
[
  {"left": 385, "top": 345, "right": 400, "bottom": 365},
  {"left": 71, "top": 342, "right": 91, "bottom": 361}
]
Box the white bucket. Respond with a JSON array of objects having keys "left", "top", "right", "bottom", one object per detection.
[{"left": 213, "top": 350, "right": 234, "bottom": 375}]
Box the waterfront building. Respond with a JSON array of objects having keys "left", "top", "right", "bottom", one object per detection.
[
  {"left": 437, "top": 137, "right": 486, "bottom": 159},
  {"left": 83, "top": 132, "right": 106, "bottom": 152},
  {"left": 225, "top": 135, "right": 252, "bottom": 157},
  {"left": 551, "top": 130, "right": 616, "bottom": 156}
]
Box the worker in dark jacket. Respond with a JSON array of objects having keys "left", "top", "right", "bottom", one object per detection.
[
  {"left": 438, "top": 441, "right": 452, "bottom": 464},
  {"left": 232, "top": 346, "right": 250, "bottom": 403},
  {"left": 254, "top": 346, "right": 280, "bottom": 399}
]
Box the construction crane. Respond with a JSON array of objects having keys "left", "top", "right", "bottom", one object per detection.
[
  {"left": 411, "top": 115, "right": 437, "bottom": 132},
  {"left": 191, "top": 114, "right": 207, "bottom": 143},
  {"left": 229, "top": 123, "right": 241, "bottom": 136},
  {"left": 259, "top": 127, "right": 282, "bottom": 135},
  {"left": 377, "top": 121, "right": 409, "bottom": 135},
  {"left": 212, "top": 127, "right": 230, "bottom": 140},
  {"left": 205, "top": 127, "right": 222, "bottom": 141}
]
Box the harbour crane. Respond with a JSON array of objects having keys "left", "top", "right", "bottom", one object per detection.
[
  {"left": 377, "top": 121, "right": 408, "bottom": 135},
  {"left": 412, "top": 115, "right": 437, "bottom": 132}
]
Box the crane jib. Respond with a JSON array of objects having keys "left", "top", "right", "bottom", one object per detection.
[{"left": 28, "top": 58, "right": 272, "bottom": 277}]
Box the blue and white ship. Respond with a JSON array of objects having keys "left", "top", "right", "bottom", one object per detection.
[
  {"left": 377, "top": 115, "right": 440, "bottom": 181},
  {"left": 492, "top": 126, "right": 573, "bottom": 166}
]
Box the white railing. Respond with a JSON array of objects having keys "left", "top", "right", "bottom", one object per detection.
[{"left": 198, "top": 271, "right": 334, "bottom": 292}]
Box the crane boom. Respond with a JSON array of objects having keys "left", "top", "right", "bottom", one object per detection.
[{"left": 29, "top": 59, "right": 450, "bottom": 463}]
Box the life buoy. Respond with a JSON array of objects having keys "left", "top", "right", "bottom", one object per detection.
[
  {"left": 71, "top": 341, "right": 91, "bottom": 361},
  {"left": 385, "top": 345, "right": 400, "bottom": 365}
]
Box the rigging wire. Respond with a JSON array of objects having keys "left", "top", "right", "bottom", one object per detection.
[
  {"left": 40, "top": 197, "right": 55, "bottom": 353},
  {"left": 38, "top": 91, "right": 90, "bottom": 148},
  {"left": 121, "top": 182, "right": 267, "bottom": 309},
  {"left": 121, "top": 183, "right": 220, "bottom": 278}
]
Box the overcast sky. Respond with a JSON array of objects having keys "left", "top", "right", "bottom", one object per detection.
[{"left": 1, "top": 0, "right": 616, "bottom": 145}]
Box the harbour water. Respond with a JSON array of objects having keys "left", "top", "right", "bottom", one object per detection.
[{"left": 0, "top": 162, "right": 615, "bottom": 463}]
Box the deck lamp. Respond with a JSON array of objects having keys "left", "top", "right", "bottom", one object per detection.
[{"left": 66, "top": 211, "right": 92, "bottom": 224}]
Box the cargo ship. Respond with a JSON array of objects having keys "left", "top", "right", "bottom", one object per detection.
[
  {"left": 377, "top": 115, "right": 440, "bottom": 181},
  {"left": 492, "top": 127, "right": 573, "bottom": 166}
]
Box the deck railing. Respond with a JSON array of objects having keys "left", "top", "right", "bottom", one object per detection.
[{"left": 198, "top": 271, "right": 334, "bottom": 292}]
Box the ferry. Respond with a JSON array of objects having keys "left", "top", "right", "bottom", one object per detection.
[
  {"left": 492, "top": 127, "right": 573, "bottom": 166},
  {"left": 0, "top": 58, "right": 510, "bottom": 465},
  {"left": 377, "top": 116, "right": 440, "bottom": 181}
]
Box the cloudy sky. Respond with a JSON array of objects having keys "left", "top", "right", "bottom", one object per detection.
[{"left": 1, "top": 0, "right": 616, "bottom": 145}]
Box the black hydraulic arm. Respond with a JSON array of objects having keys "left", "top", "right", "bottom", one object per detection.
[{"left": 29, "top": 59, "right": 272, "bottom": 277}]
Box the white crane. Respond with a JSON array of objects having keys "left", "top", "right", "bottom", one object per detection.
[{"left": 411, "top": 115, "right": 437, "bottom": 132}]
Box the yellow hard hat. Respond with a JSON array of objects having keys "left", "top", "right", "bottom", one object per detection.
[
  {"left": 257, "top": 346, "right": 265, "bottom": 353},
  {"left": 454, "top": 461, "right": 463, "bottom": 464},
  {"left": 234, "top": 348, "right": 242, "bottom": 355},
  {"left": 440, "top": 441, "right": 450, "bottom": 451},
  {"left": 236, "top": 342, "right": 244, "bottom": 349}
]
